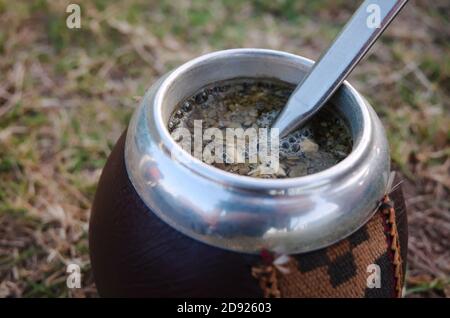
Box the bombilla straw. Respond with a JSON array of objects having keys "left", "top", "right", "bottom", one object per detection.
[{"left": 272, "top": 0, "right": 408, "bottom": 137}]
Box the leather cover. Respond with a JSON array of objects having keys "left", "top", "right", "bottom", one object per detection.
[{"left": 89, "top": 132, "right": 407, "bottom": 298}]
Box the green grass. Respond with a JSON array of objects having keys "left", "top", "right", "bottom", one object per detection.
[{"left": 0, "top": 0, "right": 448, "bottom": 297}]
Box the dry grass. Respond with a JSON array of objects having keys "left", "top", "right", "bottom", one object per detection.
[{"left": 0, "top": 0, "right": 448, "bottom": 297}]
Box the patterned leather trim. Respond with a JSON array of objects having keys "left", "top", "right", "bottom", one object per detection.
[{"left": 252, "top": 192, "right": 406, "bottom": 298}]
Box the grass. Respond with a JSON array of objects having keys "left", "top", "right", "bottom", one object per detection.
[{"left": 0, "top": 0, "right": 449, "bottom": 297}]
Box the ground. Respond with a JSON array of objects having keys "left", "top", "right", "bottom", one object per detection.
[{"left": 0, "top": 0, "right": 448, "bottom": 297}]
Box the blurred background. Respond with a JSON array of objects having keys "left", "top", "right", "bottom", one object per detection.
[{"left": 0, "top": 0, "right": 448, "bottom": 297}]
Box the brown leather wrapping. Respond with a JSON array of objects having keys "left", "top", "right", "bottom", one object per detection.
[{"left": 89, "top": 131, "right": 407, "bottom": 297}]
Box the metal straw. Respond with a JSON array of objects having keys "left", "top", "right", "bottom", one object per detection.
[{"left": 272, "top": 0, "right": 408, "bottom": 137}]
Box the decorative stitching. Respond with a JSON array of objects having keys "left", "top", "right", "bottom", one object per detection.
[
  {"left": 251, "top": 263, "right": 281, "bottom": 298},
  {"left": 380, "top": 194, "right": 404, "bottom": 298}
]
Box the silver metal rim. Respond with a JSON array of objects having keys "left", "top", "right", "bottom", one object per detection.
[
  {"left": 124, "top": 48, "right": 390, "bottom": 254},
  {"left": 153, "top": 49, "right": 372, "bottom": 191}
]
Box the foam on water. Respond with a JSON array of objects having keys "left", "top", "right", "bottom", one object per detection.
[{"left": 167, "top": 78, "right": 352, "bottom": 178}]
